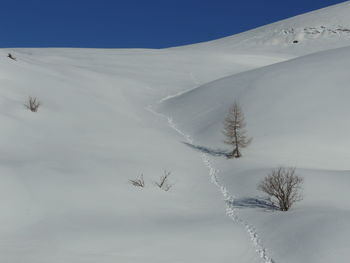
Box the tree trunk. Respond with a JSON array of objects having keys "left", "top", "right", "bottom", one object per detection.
[{"left": 232, "top": 147, "right": 241, "bottom": 158}]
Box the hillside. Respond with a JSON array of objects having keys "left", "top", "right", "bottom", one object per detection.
[
  {"left": 158, "top": 46, "right": 350, "bottom": 169},
  {"left": 158, "top": 45, "right": 350, "bottom": 263},
  {"left": 177, "top": 0, "right": 350, "bottom": 56},
  {"left": 0, "top": 47, "right": 279, "bottom": 263},
  {"left": 1, "top": 1, "right": 350, "bottom": 263}
]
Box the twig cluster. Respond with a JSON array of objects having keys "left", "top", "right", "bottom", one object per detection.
[
  {"left": 154, "top": 170, "right": 173, "bottom": 191},
  {"left": 24, "top": 97, "right": 41, "bottom": 112},
  {"left": 129, "top": 174, "right": 145, "bottom": 188},
  {"left": 129, "top": 170, "right": 173, "bottom": 192}
]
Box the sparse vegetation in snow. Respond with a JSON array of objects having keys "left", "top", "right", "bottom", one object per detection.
[
  {"left": 129, "top": 174, "right": 145, "bottom": 188},
  {"left": 258, "top": 167, "right": 303, "bottom": 211},
  {"left": 154, "top": 170, "right": 173, "bottom": 191},
  {"left": 24, "top": 97, "right": 40, "bottom": 112}
]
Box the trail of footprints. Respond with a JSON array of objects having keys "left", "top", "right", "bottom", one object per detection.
[
  {"left": 146, "top": 101, "right": 275, "bottom": 262},
  {"left": 158, "top": 112, "right": 275, "bottom": 263}
]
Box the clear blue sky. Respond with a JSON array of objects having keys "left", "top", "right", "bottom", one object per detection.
[{"left": 1, "top": 0, "right": 348, "bottom": 48}]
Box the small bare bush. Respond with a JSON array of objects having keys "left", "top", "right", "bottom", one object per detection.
[
  {"left": 25, "top": 97, "right": 40, "bottom": 112},
  {"left": 154, "top": 170, "right": 173, "bottom": 191},
  {"left": 129, "top": 174, "right": 145, "bottom": 188},
  {"left": 257, "top": 167, "right": 303, "bottom": 211}
]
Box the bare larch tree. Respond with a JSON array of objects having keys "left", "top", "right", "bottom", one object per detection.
[
  {"left": 257, "top": 167, "right": 303, "bottom": 211},
  {"left": 223, "top": 101, "right": 251, "bottom": 158}
]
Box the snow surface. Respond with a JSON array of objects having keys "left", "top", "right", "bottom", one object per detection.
[{"left": 2, "top": 1, "right": 350, "bottom": 263}]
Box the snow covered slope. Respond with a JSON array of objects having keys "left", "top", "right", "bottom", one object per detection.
[
  {"left": 157, "top": 2, "right": 350, "bottom": 263},
  {"left": 0, "top": 47, "right": 274, "bottom": 263},
  {"left": 158, "top": 46, "right": 350, "bottom": 169},
  {"left": 177, "top": 0, "right": 350, "bottom": 56},
  {"left": 1, "top": 1, "right": 350, "bottom": 263},
  {"left": 158, "top": 46, "right": 350, "bottom": 263}
]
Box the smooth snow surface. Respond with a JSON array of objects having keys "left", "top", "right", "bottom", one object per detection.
[{"left": 2, "top": 2, "right": 350, "bottom": 263}]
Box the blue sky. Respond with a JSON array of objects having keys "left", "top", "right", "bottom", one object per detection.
[{"left": 1, "top": 0, "right": 348, "bottom": 48}]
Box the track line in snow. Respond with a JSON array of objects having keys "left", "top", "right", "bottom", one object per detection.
[{"left": 146, "top": 105, "right": 275, "bottom": 263}]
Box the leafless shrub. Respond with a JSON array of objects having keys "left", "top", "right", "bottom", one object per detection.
[
  {"left": 129, "top": 174, "right": 145, "bottom": 188},
  {"left": 154, "top": 170, "right": 173, "bottom": 191},
  {"left": 25, "top": 97, "right": 40, "bottom": 112},
  {"left": 257, "top": 167, "right": 303, "bottom": 211},
  {"left": 223, "top": 101, "right": 252, "bottom": 158}
]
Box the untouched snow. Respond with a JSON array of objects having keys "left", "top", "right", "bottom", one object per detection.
[{"left": 2, "top": 1, "right": 350, "bottom": 263}]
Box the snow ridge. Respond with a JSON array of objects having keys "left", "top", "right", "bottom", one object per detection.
[
  {"left": 274, "top": 25, "right": 350, "bottom": 44},
  {"left": 147, "top": 103, "right": 275, "bottom": 263}
]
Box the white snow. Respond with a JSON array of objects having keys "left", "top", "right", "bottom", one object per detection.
[{"left": 2, "top": 1, "right": 350, "bottom": 262}]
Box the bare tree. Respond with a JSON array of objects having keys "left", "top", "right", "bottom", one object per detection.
[
  {"left": 25, "top": 97, "right": 40, "bottom": 112},
  {"left": 223, "top": 101, "right": 251, "bottom": 158},
  {"left": 257, "top": 167, "right": 303, "bottom": 211},
  {"left": 129, "top": 174, "right": 145, "bottom": 188},
  {"left": 154, "top": 170, "right": 173, "bottom": 191}
]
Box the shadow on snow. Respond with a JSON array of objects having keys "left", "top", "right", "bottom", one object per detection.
[
  {"left": 228, "top": 197, "right": 279, "bottom": 211},
  {"left": 183, "top": 142, "right": 279, "bottom": 211},
  {"left": 183, "top": 142, "right": 231, "bottom": 157}
]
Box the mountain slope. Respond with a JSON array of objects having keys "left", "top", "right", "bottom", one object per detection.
[
  {"left": 176, "top": 1, "right": 350, "bottom": 56},
  {"left": 1, "top": 1, "right": 350, "bottom": 263},
  {"left": 157, "top": 4, "right": 350, "bottom": 262},
  {"left": 158, "top": 45, "right": 350, "bottom": 169},
  {"left": 0, "top": 47, "right": 279, "bottom": 263}
]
